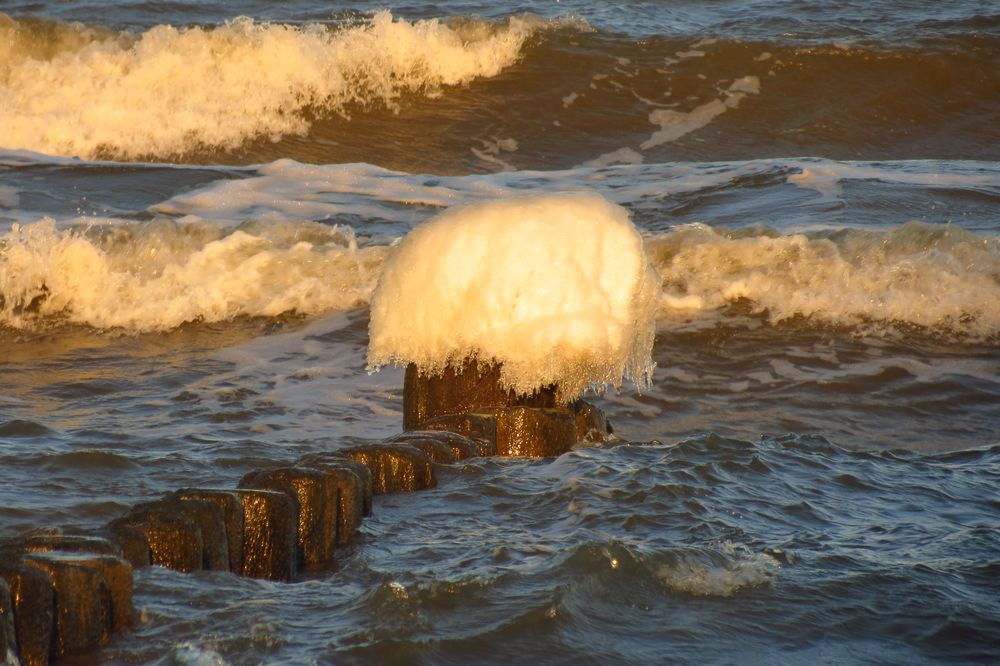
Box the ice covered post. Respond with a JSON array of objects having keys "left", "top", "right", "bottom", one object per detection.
[{"left": 367, "top": 192, "right": 660, "bottom": 456}]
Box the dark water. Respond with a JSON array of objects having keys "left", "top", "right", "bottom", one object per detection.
[{"left": 1, "top": 1, "right": 999, "bottom": 664}]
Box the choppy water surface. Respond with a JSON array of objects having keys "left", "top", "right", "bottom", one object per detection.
[{"left": 1, "top": 0, "right": 999, "bottom": 663}]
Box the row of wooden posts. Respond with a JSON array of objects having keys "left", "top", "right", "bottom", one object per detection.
[{"left": 0, "top": 362, "right": 611, "bottom": 664}]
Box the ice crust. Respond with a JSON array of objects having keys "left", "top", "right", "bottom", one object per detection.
[{"left": 366, "top": 192, "right": 660, "bottom": 401}]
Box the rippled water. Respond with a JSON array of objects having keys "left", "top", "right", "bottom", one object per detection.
[
  {"left": 68, "top": 434, "right": 1000, "bottom": 665},
  {"left": 3, "top": 310, "right": 998, "bottom": 664},
  {"left": 1, "top": 0, "right": 999, "bottom": 663}
]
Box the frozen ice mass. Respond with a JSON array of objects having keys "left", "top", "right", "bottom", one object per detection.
[{"left": 367, "top": 192, "right": 660, "bottom": 400}]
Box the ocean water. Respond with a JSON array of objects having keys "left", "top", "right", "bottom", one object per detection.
[{"left": 1, "top": 1, "right": 999, "bottom": 663}]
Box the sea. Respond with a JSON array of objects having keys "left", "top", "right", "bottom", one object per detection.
[{"left": 1, "top": 1, "right": 999, "bottom": 663}]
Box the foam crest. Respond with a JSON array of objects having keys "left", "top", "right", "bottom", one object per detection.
[
  {"left": 641, "top": 76, "right": 760, "bottom": 150},
  {"left": 647, "top": 221, "right": 1000, "bottom": 337},
  {"left": 0, "top": 218, "right": 388, "bottom": 330},
  {"left": 655, "top": 542, "right": 781, "bottom": 597},
  {"left": 367, "top": 193, "right": 660, "bottom": 400},
  {"left": 0, "top": 11, "right": 536, "bottom": 159},
  {"left": 786, "top": 160, "right": 1000, "bottom": 201},
  {"left": 150, "top": 158, "right": 748, "bottom": 227}
]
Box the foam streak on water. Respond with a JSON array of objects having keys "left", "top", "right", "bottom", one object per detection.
[{"left": 0, "top": 1, "right": 998, "bottom": 664}]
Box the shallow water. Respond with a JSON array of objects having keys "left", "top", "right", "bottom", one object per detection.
[{"left": 1, "top": 1, "right": 999, "bottom": 663}]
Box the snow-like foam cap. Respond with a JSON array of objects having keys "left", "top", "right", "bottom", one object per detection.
[{"left": 367, "top": 192, "right": 660, "bottom": 401}]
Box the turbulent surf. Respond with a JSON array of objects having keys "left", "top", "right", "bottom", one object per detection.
[{"left": 0, "top": 1, "right": 998, "bottom": 664}]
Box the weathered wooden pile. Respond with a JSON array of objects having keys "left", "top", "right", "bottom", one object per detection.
[{"left": 0, "top": 361, "right": 610, "bottom": 664}]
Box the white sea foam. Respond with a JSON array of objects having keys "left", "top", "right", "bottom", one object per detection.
[
  {"left": 3, "top": 158, "right": 997, "bottom": 338},
  {"left": 171, "top": 642, "right": 230, "bottom": 666},
  {"left": 150, "top": 158, "right": 746, "bottom": 227},
  {"left": 581, "top": 147, "right": 645, "bottom": 168},
  {"left": 0, "top": 11, "right": 538, "bottom": 159},
  {"left": 0, "top": 218, "right": 387, "bottom": 330},
  {"left": 656, "top": 542, "right": 781, "bottom": 597},
  {"left": 640, "top": 76, "right": 760, "bottom": 150},
  {"left": 647, "top": 221, "right": 1000, "bottom": 336},
  {"left": 366, "top": 192, "right": 661, "bottom": 400},
  {"left": 787, "top": 160, "right": 999, "bottom": 202},
  {"left": 471, "top": 137, "right": 520, "bottom": 171},
  {"left": 3, "top": 210, "right": 998, "bottom": 337}
]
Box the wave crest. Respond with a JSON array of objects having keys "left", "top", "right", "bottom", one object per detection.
[
  {"left": 3, "top": 158, "right": 999, "bottom": 340},
  {"left": 654, "top": 541, "right": 782, "bottom": 597},
  {"left": 0, "top": 11, "right": 539, "bottom": 160},
  {"left": 648, "top": 221, "right": 1000, "bottom": 338},
  {"left": 0, "top": 218, "right": 388, "bottom": 330}
]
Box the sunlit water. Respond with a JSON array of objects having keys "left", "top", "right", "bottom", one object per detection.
[{"left": 1, "top": 1, "right": 999, "bottom": 663}]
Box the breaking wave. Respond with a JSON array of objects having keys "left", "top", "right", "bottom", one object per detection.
[
  {"left": 0, "top": 11, "right": 547, "bottom": 160},
  {"left": 0, "top": 217, "right": 387, "bottom": 330},
  {"left": 1, "top": 10, "right": 996, "bottom": 167},
  {"left": 648, "top": 220, "right": 1000, "bottom": 338},
  {"left": 2, "top": 212, "right": 997, "bottom": 340}
]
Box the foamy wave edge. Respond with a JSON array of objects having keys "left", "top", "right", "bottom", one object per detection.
[
  {"left": 0, "top": 11, "right": 570, "bottom": 160},
  {"left": 0, "top": 218, "right": 388, "bottom": 331},
  {"left": 649, "top": 221, "right": 1000, "bottom": 339},
  {"left": 654, "top": 541, "right": 782, "bottom": 597},
  {"left": 2, "top": 214, "right": 998, "bottom": 340}
]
